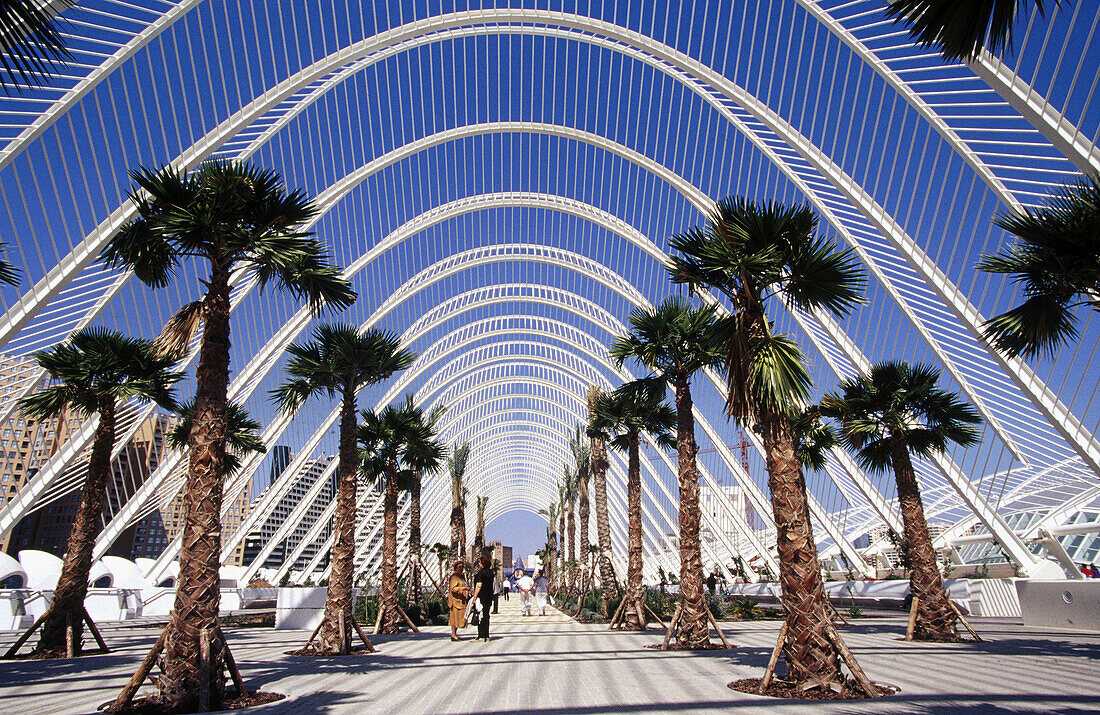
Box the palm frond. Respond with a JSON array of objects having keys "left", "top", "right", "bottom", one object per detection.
[
  {"left": 153, "top": 300, "right": 204, "bottom": 359},
  {"left": 885, "top": 0, "right": 1057, "bottom": 63},
  {"left": 0, "top": 0, "right": 74, "bottom": 92}
]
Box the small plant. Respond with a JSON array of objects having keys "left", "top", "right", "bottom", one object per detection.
[
  {"left": 847, "top": 605, "right": 864, "bottom": 618},
  {"left": 704, "top": 589, "right": 724, "bottom": 618},
  {"left": 732, "top": 598, "right": 758, "bottom": 620},
  {"left": 941, "top": 555, "right": 955, "bottom": 579},
  {"left": 886, "top": 528, "right": 913, "bottom": 570}
]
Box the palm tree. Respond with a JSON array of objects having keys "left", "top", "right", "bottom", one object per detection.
[
  {"left": 538, "top": 500, "right": 559, "bottom": 585},
  {"left": 587, "top": 386, "right": 619, "bottom": 613},
  {"left": 821, "top": 362, "right": 981, "bottom": 641},
  {"left": 669, "top": 197, "right": 865, "bottom": 686},
  {"left": 101, "top": 160, "right": 354, "bottom": 708},
  {"left": 0, "top": 1, "right": 74, "bottom": 92},
  {"left": 560, "top": 450, "right": 580, "bottom": 595},
  {"left": 359, "top": 398, "right": 431, "bottom": 634},
  {"left": 167, "top": 401, "right": 266, "bottom": 477},
  {"left": 273, "top": 324, "right": 414, "bottom": 654},
  {"left": 978, "top": 174, "right": 1100, "bottom": 359},
  {"left": 556, "top": 487, "right": 567, "bottom": 589},
  {"left": 428, "top": 542, "right": 451, "bottom": 598},
  {"left": 447, "top": 443, "right": 471, "bottom": 570},
  {"left": 610, "top": 297, "right": 730, "bottom": 649},
  {"left": 590, "top": 377, "right": 676, "bottom": 630},
  {"left": 402, "top": 407, "right": 446, "bottom": 612},
  {"left": 885, "top": 0, "right": 1056, "bottom": 62},
  {"left": 17, "top": 328, "right": 180, "bottom": 657},
  {"left": 473, "top": 495, "right": 488, "bottom": 562},
  {"left": 568, "top": 424, "right": 591, "bottom": 597}
]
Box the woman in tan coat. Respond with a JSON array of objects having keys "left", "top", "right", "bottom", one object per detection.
[{"left": 448, "top": 560, "right": 472, "bottom": 641}]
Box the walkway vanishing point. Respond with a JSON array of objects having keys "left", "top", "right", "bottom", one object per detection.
[{"left": 1, "top": 597, "right": 1097, "bottom": 714}]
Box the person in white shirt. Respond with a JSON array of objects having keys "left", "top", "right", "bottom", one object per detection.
[
  {"left": 534, "top": 571, "right": 550, "bottom": 616},
  {"left": 516, "top": 570, "right": 535, "bottom": 616}
]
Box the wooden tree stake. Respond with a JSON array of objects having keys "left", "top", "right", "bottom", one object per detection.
[
  {"left": 83, "top": 608, "right": 109, "bottom": 653},
  {"left": 707, "top": 607, "right": 731, "bottom": 649},
  {"left": 198, "top": 627, "right": 211, "bottom": 712},
  {"left": 660, "top": 603, "right": 683, "bottom": 650},
  {"left": 906, "top": 596, "right": 920, "bottom": 641},
  {"left": 303, "top": 616, "right": 325, "bottom": 650},
  {"left": 824, "top": 623, "right": 876, "bottom": 697},
  {"left": 106, "top": 626, "right": 168, "bottom": 713},
  {"left": 395, "top": 605, "right": 421, "bottom": 633},
  {"left": 216, "top": 627, "right": 248, "bottom": 697},
  {"left": 338, "top": 610, "right": 347, "bottom": 655},
  {"left": 948, "top": 600, "right": 983, "bottom": 642},
  {"left": 3, "top": 611, "right": 47, "bottom": 658},
  {"left": 607, "top": 596, "right": 627, "bottom": 630},
  {"left": 759, "top": 622, "right": 789, "bottom": 693},
  {"left": 351, "top": 619, "right": 376, "bottom": 652},
  {"left": 65, "top": 612, "right": 76, "bottom": 658},
  {"left": 372, "top": 603, "right": 385, "bottom": 635},
  {"left": 643, "top": 603, "right": 667, "bottom": 629}
]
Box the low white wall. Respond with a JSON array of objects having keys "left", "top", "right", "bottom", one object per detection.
[
  {"left": 0, "top": 590, "right": 33, "bottom": 631},
  {"left": 275, "top": 587, "right": 328, "bottom": 630},
  {"left": 1017, "top": 580, "right": 1100, "bottom": 632},
  {"left": 85, "top": 588, "right": 143, "bottom": 623},
  {"left": 727, "top": 578, "right": 1021, "bottom": 617}
]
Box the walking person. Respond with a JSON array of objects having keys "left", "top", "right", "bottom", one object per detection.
[
  {"left": 502, "top": 576, "right": 511, "bottom": 601},
  {"left": 492, "top": 570, "right": 501, "bottom": 614},
  {"left": 534, "top": 569, "right": 550, "bottom": 616},
  {"left": 471, "top": 554, "right": 495, "bottom": 642},
  {"left": 448, "top": 560, "right": 472, "bottom": 641},
  {"left": 516, "top": 569, "right": 534, "bottom": 616}
]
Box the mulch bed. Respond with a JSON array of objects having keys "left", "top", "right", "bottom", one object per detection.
[
  {"left": 4, "top": 647, "right": 110, "bottom": 660},
  {"left": 220, "top": 613, "right": 276, "bottom": 629},
  {"left": 729, "top": 678, "right": 897, "bottom": 700},
  {"left": 283, "top": 646, "right": 374, "bottom": 657},
  {"left": 109, "top": 690, "right": 285, "bottom": 713},
  {"left": 645, "top": 642, "right": 731, "bottom": 650}
]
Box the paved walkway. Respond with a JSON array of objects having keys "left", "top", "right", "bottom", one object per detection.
[{"left": 0, "top": 596, "right": 1097, "bottom": 713}]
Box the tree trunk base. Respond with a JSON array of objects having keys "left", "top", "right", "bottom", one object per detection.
[
  {"left": 730, "top": 678, "right": 896, "bottom": 700},
  {"left": 4, "top": 609, "right": 110, "bottom": 660}
]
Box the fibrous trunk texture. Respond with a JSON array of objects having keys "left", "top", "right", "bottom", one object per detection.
[
  {"left": 891, "top": 437, "right": 959, "bottom": 642},
  {"left": 408, "top": 475, "right": 422, "bottom": 611},
  {"left": 759, "top": 409, "right": 845, "bottom": 689},
  {"left": 566, "top": 500, "right": 576, "bottom": 594},
  {"left": 158, "top": 265, "right": 232, "bottom": 709},
  {"left": 37, "top": 400, "right": 116, "bottom": 656},
  {"left": 314, "top": 386, "right": 359, "bottom": 654},
  {"left": 578, "top": 472, "right": 590, "bottom": 592},
  {"left": 624, "top": 431, "right": 646, "bottom": 630},
  {"left": 379, "top": 460, "right": 401, "bottom": 634},
  {"left": 673, "top": 376, "right": 709, "bottom": 648},
  {"left": 589, "top": 401, "right": 618, "bottom": 615}
]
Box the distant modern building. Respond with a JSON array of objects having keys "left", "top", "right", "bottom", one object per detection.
[
  {"left": 242, "top": 453, "right": 336, "bottom": 571},
  {"left": 483, "top": 540, "right": 512, "bottom": 570}
]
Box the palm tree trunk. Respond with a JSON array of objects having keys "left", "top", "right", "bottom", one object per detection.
[
  {"left": 759, "top": 409, "right": 844, "bottom": 688},
  {"left": 672, "top": 375, "right": 709, "bottom": 648},
  {"left": 567, "top": 500, "right": 576, "bottom": 595},
  {"left": 891, "top": 437, "right": 959, "bottom": 641},
  {"left": 624, "top": 430, "right": 646, "bottom": 630},
  {"left": 380, "top": 460, "right": 401, "bottom": 634},
  {"left": 37, "top": 399, "right": 116, "bottom": 656},
  {"left": 450, "top": 479, "right": 462, "bottom": 572},
  {"left": 589, "top": 408, "right": 618, "bottom": 615},
  {"left": 548, "top": 524, "right": 558, "bottom": 586},
  {"left": 314, "top": 386, "right": 359, "bottom": 655},
  {"left": 159, "top": 265, "right": 232, "bottom": 709},
  {"left": 408, "top": 475, "right": 421, "bottom": 612},
  {"left": 578, "top": 474, "right": 590, "bottom": 592},
  {"left": 473, "top": 502, "right": 485, "bottom": 562},
  {"left": 557, "top": 509, "right": 565, "bottom": 590}
]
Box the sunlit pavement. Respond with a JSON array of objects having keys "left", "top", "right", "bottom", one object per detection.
[{"left": 0, "top": 599, "right": 1096, "bottom": 714}]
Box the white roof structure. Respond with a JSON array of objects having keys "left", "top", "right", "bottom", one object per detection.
[{"left": 0, "top": 1, "right": 1096, "bottom": 584}]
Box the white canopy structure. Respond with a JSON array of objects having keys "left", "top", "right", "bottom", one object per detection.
[{"left": 0, "top": 1, "right": 1096, "bottom": 586}]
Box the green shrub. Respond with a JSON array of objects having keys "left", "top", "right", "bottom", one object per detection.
[{"left": 731, "top": 598, "right": 758, "bottom": 620}]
